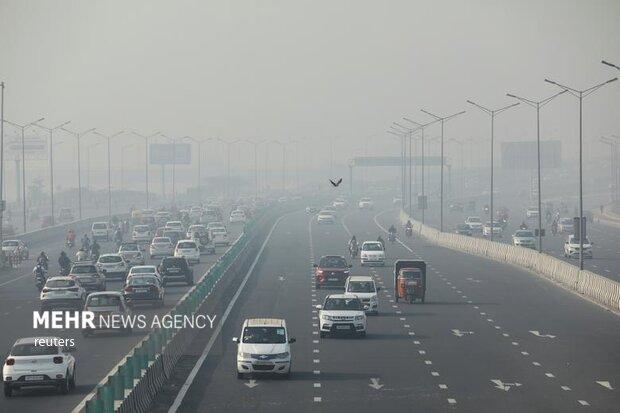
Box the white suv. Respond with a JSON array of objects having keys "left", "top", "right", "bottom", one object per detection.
[
  {"left": 174, "top": 240, "right": 200, "bottom": 264},
  {"left": 317, "top": 294, "right": 367, "bottom": 338},
  {"left": 360, "top": 241, "right": 385, "bottom": 266},
  {"left": 91, "top": 221, "right": 109, "bottom": 241},
  {"left": 564, "top": 235, "right": 593, "bottom": 259},
  {"left": 40, "top": 277, "right": 87, "bottom": 310},
  {"left": 3, "top": 337, "right": 76, "bottom": 397},
  {"left": 233, "top": 318, "right": 295, "bottom": 379},
  {"left": 345, "top": 276, "right": 380, "bottom": 315}
]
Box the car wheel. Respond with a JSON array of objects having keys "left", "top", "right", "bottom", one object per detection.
[
  {"left": 3, "top": 383, "right": 13, "bottom": 397},
  {"left": 69, "top": 368, "right": 76, "bottom": 390},
  {"left": 359, "top": 331, "right": 367, "bottom": 338},
  {"left": 320, "top": 332, "right": 326, "bottom": 338},
  {"left": 59, "top": 375, "right": 70, "bottom": 394}
]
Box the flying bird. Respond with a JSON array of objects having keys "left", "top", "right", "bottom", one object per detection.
[{"left": 330, "top": 178, "right": 342, "bottom": 187}]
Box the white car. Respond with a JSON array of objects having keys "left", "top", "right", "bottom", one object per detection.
[
  {"left": 358, "top": 197, "right": 374, "bottom": 209},
  {"left": 40, "top": 277, "right": 87, "bottom": 310},
  {"left": 165, "top": 221, "right": 184, "bottom": 232},
  {"left": 82, "top": 292, "right": 132, "bottom": 336},
  {"left": 132, "top": 225, "right": 152, "bottom": 244},
  {"left": 564, "top": 235, "right": 593, "bottom": 259},
  {"left": 316, "top": 210, "right": 336, "bottom": 224},
  {"left": 277, "top": 196, "right": 288, "bottom": 204},
  {"left": 229, "top": 210, "right": 247, "bottom": 224},
  {"left": 333, "top": 199, "right": 348, "bottom": 209},
  {"left": 360, "top": 241, "right": 385, "bottom": 266},
  {"left": 174, "top": 240, "right": 200, "bottom": 264},
  {"left": 118, "top": 242, "right": 145, "bottom": 266},
  {"left": 317, "top": 294, "right": 367, "bottom": 338},
  {"left": 91, "top": 221, "right": 109, "bottom": 241},
  {"left": 96, "top": 254, "right": 128, "bottom": 280},
  {"left": 233, "top": 318, "right": 295, "bottom": 379},
  {"left": 206, "top": 221, "right": 226, "bottom": 231},
  {"left": 483, "top": 221, "right": 503, "bottom": 237},
  {"left": 512, "top": 230, "right": 536, "bottom": 248},
  {"left": 344, "top": 276, "right": 379, "bottom": 315},
  {"left": 465, "top": 216, "right": 483, "bottom": 232},
  {"left": 209, "top": 228, "right": 229, "bottom": 246},
  {"left": 127, "top": 265, "right": 161, "bottom": 281},
  {"left": 3, "top": 337, "right": 76, "bottom": 397},
  {"left": 526, "top": 206, "right": 540, "bottom": 218},
  {"left": 186, "top": 224, "right": 207, "bottom": 239},
  {"left": 150, "top": 237, "right": 174, "bottom": 258}
]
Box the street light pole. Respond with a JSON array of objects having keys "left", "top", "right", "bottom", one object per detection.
[
  {"left": 131, "top": 131, "right": 160, "bottom": 209},
  {"left": 506, "top": 90, "right": 566, "bottom": 252},
  {"left": 185, "top": 137, "right": 211, "bottom": 201},
  {"left": 33, "top": 120, "right": 71, "bottom": 226},
  {"left": 246, "top": 140, "right": 265, "bottom": 198},
  {"left": 217, "top": 139, "right": 239, "bottom": 199},
  {"left": 420, "top": 109, "right": 466, "bottom": 232},
  {"left": 94, "top": 130, "right": 125, "bottom": 222},
  {"left": 466, "top": 100, "right": 520, "bottom": 242},
  {"left": 388, "top": 128, "right": 407, "bottom": 211},
  {"left": 3, "top": 117, "right": 45, "bottom": 232},
  {"left": 545, "top": 76, "right": 618, "bottom": 270},
  {"left": 0, "top": 82, "right": 4, "bottom": 242},
  {"left": 61, "top": 127, "right": 95, "bottom": 220},
  {"left": 392, "top": 123, "right": 415, "bottom": 216}
]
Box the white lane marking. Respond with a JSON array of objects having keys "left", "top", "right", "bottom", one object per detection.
[
  {"left": 313, "top": 340, "right": 319, "bottom": 344},
  {"left": 313, "top": 370, "right": 320, "bottom": 375},
  {"left": 521, "top": 351, "right": 530, "bottom": 356},
  {"left": 511, "top": 342, "right": 519, "bottom": 346},
  {"left": 561, "top": 386, "right": 571, "bottom": 391},
  {"left": 491, "top": 379, "right": 522, "bottom": 391},
  {"left": 532, "top": 362, "right": 541, "bottom": 366},
  {"left": 413, "top": 340, "right": 421, "bottom": 345},
  {"left": 545, "top": 373, "right": 555, "bottom": 378},
  {"left": 313, "top": 349, "right": 320, "bottom": 353},
  {"left": 596, "top": 381, "right": 614, "bottom": 390},
  {"left": 314, "top": 383, "right": 321, "bottom": 388},
  {"left": 314, "top": 397, "right": 322, "bottom": 402},
  {"left": 431, "top": 371, "right": 440, "bottom": 376},
  {"left": 419, "top": 350, "right": 426, "bottom": 355},
  {"left": 313, "top": 359, "right": 320, "bottom": 363},
  {"left": 502, "top": 333, "right": 510, "bottom": 337},
  {"left": 447, "top": 399, "right": 457, "bottom": 404},
  {"left": 452, "top": 329, "right": 474, "bottom": 337},
  {"left": 439, "top": 384, "right": 448, "bottom": 389},
  {"left": 529, "top": 330, "right": 556, "bottom": 339},
  {"left": 167, "top": 213, "right": 289, "bottom": 413},
  {"left": 0, "top": 272, "right": 32, "bottom": 288},
  {"left": 369, "top": 378, "right": 384, "bottom": 390},
  {"left": 578, "top": 400, "right": 589, "bottom": 406},
  {"left": 425, "top": 360, "right": 433, "bottom": 365}
]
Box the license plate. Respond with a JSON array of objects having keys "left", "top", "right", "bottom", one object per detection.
[
  {"left": 134, "top": 288, "right": 148, "bottom": 293},
  {"left": 169, "top": 268, "right": 180, "bottom": 273},
  {"left": 336, "top": 325, "right": 350, "bottom": 330},
  {"left": 328, "top": 278, "right": 339, "bottom": 281},
  {"left": 25, "top": 375, "right": 44, "bottom": 381}
]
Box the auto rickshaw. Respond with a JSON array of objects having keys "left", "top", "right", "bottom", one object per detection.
[{"left": 394, "top": 259, "right": 426, "bottom": 303}]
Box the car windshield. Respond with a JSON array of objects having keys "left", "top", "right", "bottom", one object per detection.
[
  {"left": 178, "top": 242, "right": 196, "bottom": 249},
  {"left": 93, "top": 223, "right": 107, "bottom": 229},
  {"left": 129, "top": 276, "right": 158, "bottom": 286},
  {"left": 242, "top": 326, "right": 286, "bottom": 344},
  {"left": 457, "top": 224, "right": 470, "bottom": 230},
  {"left": 71, "top": 265, "right": 97, "bottom": 274},
  {"left": 120, "top": 244, "right": 139, "bottom": 251},
  {"left": 132, "top": 267, "right": 155, "bottom": 274},
  {"left": 87, "top": 295, "right": 121, "bottom": 307},
  {"left": 99, "top": 255, "right": 122, "bottom": 263},
  {"left": 347, "top": 281, "right": 375, "bottom": 293},
  {"left": 134, "top": 226, "right": 149, "bottom": 232},
  {"left": 400, "top": 269, "right": 422, "bottom": 279},
  {"left": 324, "top": 297, "right": 362, "bottom": 311},
  {"left": 2, "top": 241, "right": 18, "bottom": 247},
  {"left": 362, "top": 243, "right": 383, "bottom": 251},
  {"left": 319, "top": 256, "right": 347, "bottom": 268},
  {"left": 12, "top": 343, "right": 58, "bottom": 356},
  {"left": 46, "top": 279, "right": 75, "bottom": 288},
  {"left": 571, "top": 237, "right": 591, "bottom": 244},
  {"left": 515, "top": 231, "right": 534, "bottom": 237}
]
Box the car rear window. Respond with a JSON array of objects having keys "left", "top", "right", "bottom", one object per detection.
[
  {"left": 87, "top": 295, "right": 121, "bottom": 307},
  {"left": 93, "top": 223, "right": 107, "bottom": 230},
  {"left": 131, "top": 267, "right": 156, "bottom": 274},
  {"left": 120, "top": 244, "right": 139, "bottom": 251},
  {"left": 129, "top": 277, "right": 158, "bottom": 286},
  {"left": 362, "top": 243, "right": 383, "bottom": 251},
  {"left": 319, "top": 256, "right": 347, "bottom": 268},
  {"left": 324, "top": 297, "right": 362, "bottom": 311},
  {"left": 178, "top": 241, "right": 196, "bottom": 249},
  {"left": 162, "top": 258, "right": 188, "bottom": 268},
  {"left": 71, "top": 265, "right": 97, "bottom": 274},
  {"left": 12, "top": 344, "right": 58, "bottom": 356},
  {"left": 153, "top": 237, "right": 171, "bottom": 244},
  {"left": 46, "top": 279, "right": 76, "bottom": 288},
  {"left": 99, "top": 255, "right": 122, "bottom": 263},
  {"left": 2, "top": 241, "right": 18, "bottom": 247}
]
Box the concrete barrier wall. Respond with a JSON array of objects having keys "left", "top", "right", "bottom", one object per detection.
[{"left": 399, "top": 210, "right": 620, "bottom": 312}]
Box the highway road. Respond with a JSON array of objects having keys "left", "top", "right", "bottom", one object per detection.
[
  {"left": 158, "top": 203, "right": 619, "bottom": 412},
  {"left": 0, "top": 216, "right": 242, "bottom": 413}
]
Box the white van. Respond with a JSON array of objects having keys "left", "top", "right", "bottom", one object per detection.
[{"left": 91, "top": 222, "right": 109, "bottom": 241}]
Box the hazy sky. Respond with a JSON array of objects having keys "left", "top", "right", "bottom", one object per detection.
[{"left": 1, "top": 0, "right": 619, "bottom": 190}]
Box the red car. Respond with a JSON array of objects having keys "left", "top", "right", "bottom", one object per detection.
[{"left": 314, "top": 255, "right": 352, "bottom": 289}]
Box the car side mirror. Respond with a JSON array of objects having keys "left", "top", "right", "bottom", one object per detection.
[
  {"left": 288, "top": 337, "right": 296, "bottom": 343},
  {"left": 232, "top": 337, "right": 239, "bottom": 343},
  {"left": 315, "top": 304, "right": 322, "bottom": 310}
]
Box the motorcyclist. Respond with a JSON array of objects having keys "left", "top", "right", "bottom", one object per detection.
[
  {"left": 76, "top": 248, "right": 88, "bottom": 262},
  {"left": 37, "top": 251, "right": 49, "bottom": 270},
  {"left": 348, "top": 236, "right": 358, "bottom": 256},
  {"left": 81, "top": 234, "right": 91, "bottom": 251},
  {"left": 58, "top": 251, "right": 71, "bottom": 273},
  {"left": 33, "top": 262, "right": 47, "bottom": 290},
  {"left": 91, "top": 239, "right": 101, "bottom": 260},
  {"left": 551, "top": 219, "right": 558, "bottom": 235},
  {"left": 519, "top": 221, "right": 528, "bottom": 230},
  {"left": 66, "top": 229, "right": 76, "bottom": 246}
]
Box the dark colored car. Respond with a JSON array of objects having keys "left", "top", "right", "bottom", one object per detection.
[
  {"left": 122, "top": 275, "right": 164, "bottom": 307},
  {"left": 455, "top": 224, "right": 473, "bottom": 236},
  {"left": 314, "top": 255, "right": 352, "bottom": 289},
  {"left": 158, "top": 257, "right": 194, "bottom": 286},
  {"left": 68, "top": 261, "right": 106, "bottom": 291}
]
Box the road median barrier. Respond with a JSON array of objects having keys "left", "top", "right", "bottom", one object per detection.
[
  {"left": 72, "top": 209, "right": 276, "bottom": 413},
  {"left": 399, "top": 210, "right": 620, "bottom": 313}
]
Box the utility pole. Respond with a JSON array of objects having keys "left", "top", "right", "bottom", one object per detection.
[
  {"left": 131, "top": 131, "right": 160, "bottom": 209},
  {"left": 0, "top": 82, "right": 4, "bottom": 242}
]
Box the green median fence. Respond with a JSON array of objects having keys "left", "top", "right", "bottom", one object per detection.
[{"left": 76, "top": 208, "right": 273, "bottom": 413}]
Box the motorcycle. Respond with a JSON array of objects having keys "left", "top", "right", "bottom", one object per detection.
[
  {"left": 33, "top": 265, "right": 47, "bottom": 291},
  {"left": 349, "top": 243, "right": 359, "bottom": 258},
  {"left": 388, "top": 232, "right": 396, "bottom": 243},
  {"left": 405, "top": 227, "right": 413, "bottom": 237}
]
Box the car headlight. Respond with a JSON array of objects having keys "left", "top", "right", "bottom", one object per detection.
[
  {"left": 354, "top": 315, "right": 365, "bottom": 321},
  {"left": 273, "top": 352, "right": 290, "bottom": 359},
  {"left": 238, "top": 352, "right": 253, "bottom": 359},
  {"left": 321, "top": 314, "right": 333, "bottom": 321}
]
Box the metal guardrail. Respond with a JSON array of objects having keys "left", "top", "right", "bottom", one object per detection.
[{"left": 72, "top": 210, "right": 270, "bottom": 413}]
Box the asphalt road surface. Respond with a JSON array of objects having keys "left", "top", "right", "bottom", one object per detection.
[
  {"left": 0, "top": 218, "right": 242, "bottom": 413},
  {"left": 165, "top": 204, "right": 620, "bottom": 412}
]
